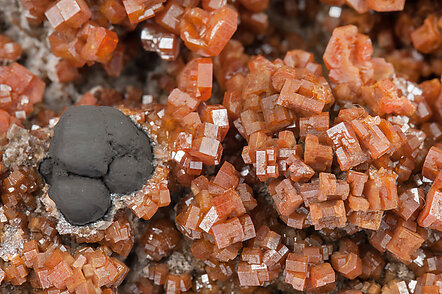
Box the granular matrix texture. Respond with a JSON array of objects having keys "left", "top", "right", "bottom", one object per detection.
[{"left": 39, "top": 106, "right": 154, "bottom": 225}]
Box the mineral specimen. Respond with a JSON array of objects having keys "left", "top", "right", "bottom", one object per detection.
[{"left": 0, "top": 0, "right": 441, "bottom": 293}]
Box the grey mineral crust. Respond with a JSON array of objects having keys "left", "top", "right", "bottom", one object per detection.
[
  {"left": 49, "top": 175, "right": 111, "bottom": 225},
  {"left": 40, "top": 105, "right": 154, "bottom": 225}
]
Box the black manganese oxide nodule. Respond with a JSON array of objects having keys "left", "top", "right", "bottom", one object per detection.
[{"left": 39, "top": 106, "right": 154, "bottom": 226}]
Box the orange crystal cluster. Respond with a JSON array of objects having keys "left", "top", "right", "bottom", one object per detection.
[
  {"left": 175, "top": 162, "right": 259, "bottom": 282},
  {"left": 19, "top": 0, "right": 243, "bottom": 73},
  {"left": 127, "top": 164, "right": 171, "bottom": 220},
  {"left": 237, "top": 225, "right": 289, "bottom": 286},
  {"left": 286, "top": 254, "right": 335, "bottom": 292},
  {"left": 160, "top": 58, "right": 231, "bottom": 185},
  {"left": 0, "top": 35, "right": 22, "bottom": 62},
  {"left": 369, "top": 213, "right": 426, "bottom": 263},
  {"left": 46, "top": 2, "right": 119, "bottom": 67},
  {"left": 23, "top": 0, "right": 127, "bottom": 75},
  {"left": 179, "top": 6, "right": 238, "bottom": 57},
  {"left": 283, "top": 233, "right": 337, "bottom": 292},
  {"left": 137, "top": 217, "right": 197, "bottom": 293},
  {"left": 324, "top": 25, "right": 414, "bottom": 114},
  {"left": 1, "top": 167, "right": 41, "bottom": 210},
  {"left": 2, "top": 0, "right": 442, "bottom": 293},
  {"left": 0, "top": 63, "right": 45, "bottom": 133},
  {"left": 331, "top": 239, "right": 362, "bottom": 280},
  {"left": 141, "top": 22, "right": 180, "bottom": 61},
  {"left": 176, "top": 161, "right": 256, "bottom": 245},
  {"left": 141, "top": 218, "right": 180, "bottom": 261},
  {"left": 16, "top": 243, "right": 128, "bottom": 292},
  {"left": 146, "top": 263, "right": 192, "bottom": 293},
  {"left": 141, "top": 1, "right": 240, "bottom": 59},
  {"left": 411, "top": 14, "right": 442, "bottom": 54},
  {"left": 220, "top": 47, "right": 403, "bottom": 233},
  {"left": 102, "top": 217, "right": 135, "bottom": 257},
  {"left": 205, "top": 22, "right": 441, "bottom": 292},
  {"left": 75, "top": 215, "right": 135, "bottom": 258}
]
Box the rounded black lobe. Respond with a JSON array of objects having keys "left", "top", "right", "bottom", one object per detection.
[{"left": 40, "top": 105, "right": 154, "bottom": 225}]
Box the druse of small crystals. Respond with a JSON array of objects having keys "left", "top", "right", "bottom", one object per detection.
[{"left": 0, "top": 0, "right": 441, "bottom": 293}]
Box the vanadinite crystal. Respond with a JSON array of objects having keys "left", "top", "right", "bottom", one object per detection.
[
  {"left": 180, "top": 6, "right": 238, "bottom": 56},
  {"left": 0, "top": 63, "right": 45, "bottom": 133},
  {"left": 0, "top": 35, "right": 22, "bottom": 62},
  {"left": 1, "top": 0, "right": 442, "bottom": 293},
  {"left": 141, "top": 22, "right": 180, "bottom": 61}
]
